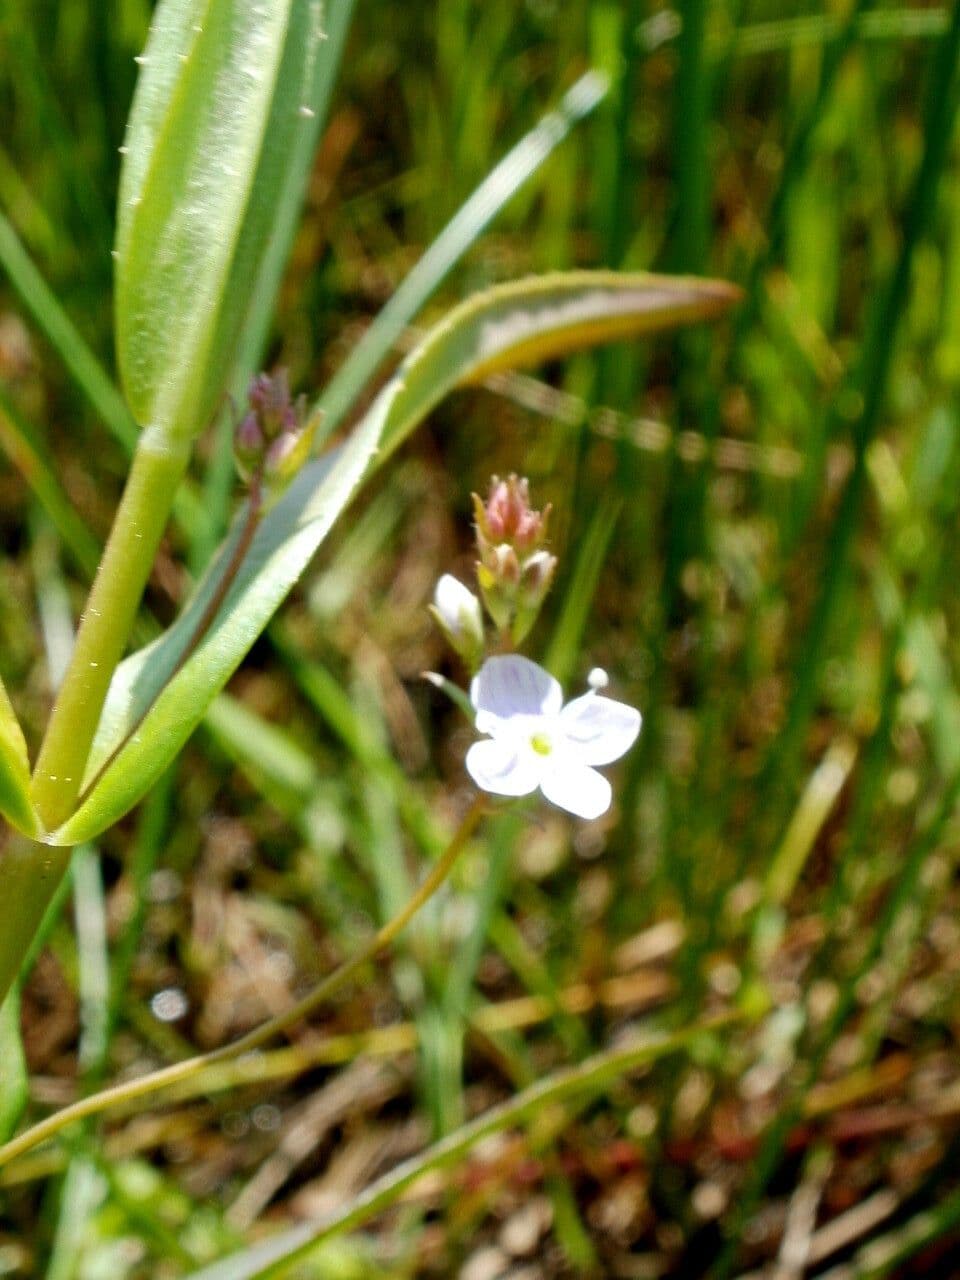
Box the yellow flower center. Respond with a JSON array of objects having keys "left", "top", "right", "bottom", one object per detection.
[{"left": 530, "top": 733, "right": 553, "bottom": 756}]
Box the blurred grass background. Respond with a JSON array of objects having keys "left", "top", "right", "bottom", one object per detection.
[{"left": 4, "top": 1, "right": 960, "bottom": 1276}]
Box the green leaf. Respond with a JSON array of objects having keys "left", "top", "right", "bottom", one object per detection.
[
  {"left": 0, "top": 988, "right": 27, "bottom": 1143},
  {"left": 55, "top": 271, "right": 739, "bottom": 844},
  {"left": 230, "top": 0, "right": 356, "bottom": 391},
  {"left": 190, "top": 0, "right": 357, "bottom": 570},
  {"left": 0, "top": 678, "right": 38, "bottom": 838},
  {"left": 115, "top": 0, "right": 327, "bottom": 444}
]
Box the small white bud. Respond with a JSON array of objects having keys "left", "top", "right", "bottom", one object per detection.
[
  {"left": 434, "top": 574, "right": 482, "bottom": 633},
  {"left": 587, "top": 667, "right": 609, "bottom": 691},
  {"left": 431, "top": 574, "right": 484, "bottom": 669}
]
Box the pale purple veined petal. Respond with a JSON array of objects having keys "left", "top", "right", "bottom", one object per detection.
[
  {"left": 560, "top": 693, "right": 641, "bottom": 766},
  {"left": 465, "top": 737, "right": 543, "bottom": 797},
  {"left": 470, "top": 655, "right": 562, "bottom": 733},
  {"left": 539, "top": 759, "right": 612, "bottom": 820}
]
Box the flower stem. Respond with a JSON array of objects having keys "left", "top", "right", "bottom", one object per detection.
[
  {"left": 73, "top": 481, "right": 264, "bottom": 807},
  {"left": 0, "top": 796, "right": 486, "bottom": 1169},
  {"left": 31, "top": 433, "right": 191, "bottom": 831}
]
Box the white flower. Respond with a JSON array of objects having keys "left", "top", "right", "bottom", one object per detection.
[
  {"left": 431, "top": 574, "right": 484, "bottom": 666},
  {"left": 465, "top": 655, "right": 641, "bottom": 820}
]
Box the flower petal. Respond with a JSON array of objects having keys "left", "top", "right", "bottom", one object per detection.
[
  {"left": 540, "top": 759, "right": 612, "bottom": 820},
  {"left": 465, "top": 737, "right": 542, "bottom": 797},
  {"left": 470, "top": 655, "right": 563, "bottom": 733},
  {"left": 560, "top": 693, "right": 641, "bottom": 765},
  {"left": 434, "top": 574, "right": 482, "bottom": 637}
]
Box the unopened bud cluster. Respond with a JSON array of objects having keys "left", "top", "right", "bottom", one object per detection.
[
  {"left": 432, "top": 475, "right": 558, "bottom": 668},
  {"left": 473, "top": 475, "right": 557, "bottom": 644},
  {"left": 234, "top": 368, "right": 319, "bottom": 497}
]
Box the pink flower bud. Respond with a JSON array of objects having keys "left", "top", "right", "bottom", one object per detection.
[
  {"left": 247, "top": 368, "right": 294, "bottom": 439},
  {"left": 233, "top": 411, "right": 266, "bottom": 480},
  {"left": 486, "top": 476, "right": 522, "bottom": 539},
  {"left": 471, "top": 474, "right": 557, "bottom": 638}
]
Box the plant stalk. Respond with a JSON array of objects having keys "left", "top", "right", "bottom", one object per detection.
[
  {"left": 0, "top": 834, "right": 73, "bottom": 1011},
  {"left": 31, "top": 432, "right": 190, "bottom": 831}
]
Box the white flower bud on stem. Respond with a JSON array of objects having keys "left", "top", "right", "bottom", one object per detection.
[{"left": 431, "top": 574, "right": 485, "bottom": 671}]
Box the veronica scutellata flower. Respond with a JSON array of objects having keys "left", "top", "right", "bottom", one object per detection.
[{"left": 465, "top": 655, "right": 641, "bottom": 819}]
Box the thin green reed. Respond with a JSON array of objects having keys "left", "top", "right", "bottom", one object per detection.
[
  {"left": 547, "top": 0, "right": 644, "bottom": 666},
  {"left": 0, "top": 212, "right": 208, "bottom": 538},
  {"left": 664, "top": 0, "right": 711, "bottom": 587},
  {"left": 616, "top": 0, "right": 716, "bottom": 930},
  {"left": 674, "top": 0, "right": 710, "bottom": 278},
  {"left": 539, "top": 6, "right": 641, "bottom": 718},
  {"left": 753, "top": 0, "right": 960, "bottom": 828},
  {"left": 730, "top": 0, "right": 875, "bottom": 348},
  {"left": 812, "top": 412, "right": 960, "bottom": 989},
  {"left": 2, "top": 12, "right": 115, "bottom": 266},
  {"left": 42, "top": 848, "right": 110, "bottom": 1280},
  {"left": 0, "top": 212, "right": 136, "bottom": 452},
  {"left": 616, "top": 3, "right": 874, "bottom": 874},
  {"left": 614, "top": 0, "right": 716, "bottom": 898},
  {"left": 685, "top": 0, "right": 881, "bottom": 958},
  {"left": 707, "top": 11, "right": 960, "bottom": 1269}
]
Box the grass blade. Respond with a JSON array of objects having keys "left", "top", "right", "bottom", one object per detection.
[
  {"left": 0, "top": 210, "right": 135, "bottom": 451},
  {"left": 184, "top": 1016, "right": 737, "bottom": 1280},
  {"left": 315, "top": 70, "right": 610, "bottom": 439}
]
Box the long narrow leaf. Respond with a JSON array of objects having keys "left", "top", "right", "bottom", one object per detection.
[
  {"left": 116, "top": 0, "right": 325, "bottom": 444},
  {"left": 232, "top": 0, "right": 356, "bottom": 388},
  {"left": 0, "top": 990, "right": 27, "bottom": 1143},
  {"left": 0, "top": 680, "right": 37, "bottom": 837},
  {"left": 194, "top": 0, "right": 356, "bottom": 567}
]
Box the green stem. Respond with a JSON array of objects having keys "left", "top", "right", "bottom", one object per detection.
[
  {"left": 75, "top": 480, "right": 264, "bottom": 807},
  {"left": 674, "top": 0, "right": 710, "bottom": 275},
  {"left": 0, "top": 834, "right": 73, "bottom": 1010},
  {"left": 31, "top": 433, "right": 190, "bottom": 831},
  {"left": 0, "top": 796, "right": 486, "bottom": 1169}
]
